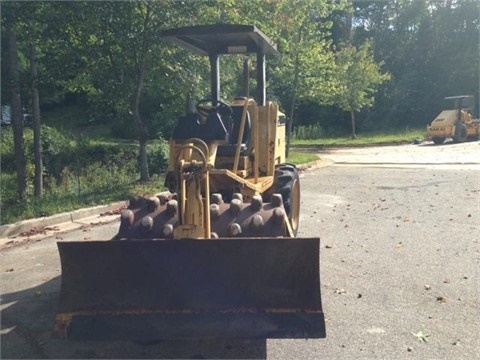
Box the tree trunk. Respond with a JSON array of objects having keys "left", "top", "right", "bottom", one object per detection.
[
  {"left": 138, "top": 134, "right": 149, "bottom": 182},
  {"left": 133, "top": 83, "right": 149, "bottom": 181},
  {"left": 132, "top": 3, "right": 152, "bottom": 182},
  {"left": 7, "top": 21, "right": 27, "bottom": 201},
  {"left": 30, "top": 40, "right": 43, "bottom": 198},
  {"left": 350, "top": 110, "right": 357, "bottom": 139},
  {"left": 133, "top": 91, "right": 149, "bottom": 182},
  {"left": 345, "top": 12, "right": 353, "bottom": 44},
  {"left": 286, "top": 49, "right": 301, "bottom": 159},
  {"left": 287, "top": 94, "right": 297, "bottom": 159},
  {"left": 133, "top": 67, "right": 150, "bottom": 182}
]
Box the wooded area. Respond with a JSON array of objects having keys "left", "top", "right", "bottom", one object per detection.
[{"left": 1, "top": 0, "right": 479, "bottom": 204}]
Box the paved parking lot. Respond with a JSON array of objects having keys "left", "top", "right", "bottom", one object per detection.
[{"left": 1, "top": 141, "right": 479, "bottom": 359}]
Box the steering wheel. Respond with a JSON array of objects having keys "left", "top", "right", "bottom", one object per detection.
[{"left": 196, "top": 99, "right": 233, "bottom": 119}]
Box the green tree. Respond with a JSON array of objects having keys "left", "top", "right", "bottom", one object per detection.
[
  {"left": 333, "top": 41, "right": 390, "bottom": 138},
  {"left": 58, "top": 1, "right": 180, "bottom": 181},
  {"left": 347, "top": 0, "right": 479, "bottom": 129},
  {"left": 267, "top": 0, "right": 342, "bottom": 155},
  {"left": 21, "top": 2, "right": 49, "bottom": 198}
]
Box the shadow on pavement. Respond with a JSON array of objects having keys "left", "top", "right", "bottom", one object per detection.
[{"left": 1, "top": 277, "right": 267, "bottom": 359}]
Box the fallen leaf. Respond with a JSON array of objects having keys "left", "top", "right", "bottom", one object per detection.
[
  {"left": 100, "top": 206, "right": 126, "bottom": 216},
  {"left": 411, "top": 331, "right": 430, "bottom": 343}
]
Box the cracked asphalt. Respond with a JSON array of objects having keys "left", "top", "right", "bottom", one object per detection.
[{"left": 1, "top": 141, "right": 479, "bottom": 359}]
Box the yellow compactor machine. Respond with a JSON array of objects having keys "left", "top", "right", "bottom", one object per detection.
[
  {"left": 54, "top": 24, "right": 325, "bottom": 341},
  {"left": 427, "top": 95, "right": 480, "bottom": 144}
]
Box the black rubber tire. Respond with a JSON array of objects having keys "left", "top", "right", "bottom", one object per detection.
[
  {"left": 432, "top": 137, "right": 445, "bottom": 145},
  {"left": 270, "top": 163, "right": 300, "bottom": 236},
  {"left": 453, "top": 124, "right": 467, "bottom": 143}
]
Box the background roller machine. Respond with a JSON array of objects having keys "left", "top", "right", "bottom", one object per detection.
[
  {"left": 54, "top": 24, "right": 325, "bottom": 341},
  {"left": 427, "top": 95, "right": 480, "bottom": 144}
]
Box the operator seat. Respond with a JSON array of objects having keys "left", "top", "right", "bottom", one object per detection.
[
  {"left": 217, "top": 99, "right": 251, "bottom": 156},
  {"left": 171, "top": 111, "right": 228, "bottom": 142}
]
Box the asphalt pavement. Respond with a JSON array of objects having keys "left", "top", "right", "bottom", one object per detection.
[{"left": 1, "top": 141, "right": 479, "bottom": 359}]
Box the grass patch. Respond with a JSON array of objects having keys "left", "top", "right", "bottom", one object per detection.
[
  {"left": 0, "top": 170, "right": 166, "bottom": 225},
  {"left": 286, "top": 152, "right": 319, "bottom": 165},
  {"left": 292, "top": 128, "right": 425, "bottom": 147},
  {"left": 43, "top": 105, "right": 91, "bottom": 129},
  {"left": 0, "top": 126, "right": 169, "bottom": 225}
]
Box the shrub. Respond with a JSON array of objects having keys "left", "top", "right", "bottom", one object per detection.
[
  {"left": 292, "top": 124, "right": 324, "bottom": 140},
  {"left": 41, "top": 125, "right": 73, "bottom": 180},
  {"left": 110, "top": 116, "right": 138, "bottom": 139},
  {"left": 147, "top": 136, "right": 169, "bottom": 176},
  {"left": 1, "top": 125, "right": 169, "bottom": 224},
  {"left": 0, "top": 127, "right": 15, "bottom": 172}
]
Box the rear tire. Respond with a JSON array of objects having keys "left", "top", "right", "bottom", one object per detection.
[
  {"left": 270, "top": 164, "right": 300, "bottom": 236},
  {"left": 453, "top": 124, "right": 467, "bottom": 143}
]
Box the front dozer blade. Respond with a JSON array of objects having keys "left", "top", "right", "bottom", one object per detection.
[{"left": 54, "top": 238, "right": 325, "bottom": 341}]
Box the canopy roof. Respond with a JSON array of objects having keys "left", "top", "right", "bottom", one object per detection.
[{"left": 161, "top": 24, "right": 278, "bottom": 56}]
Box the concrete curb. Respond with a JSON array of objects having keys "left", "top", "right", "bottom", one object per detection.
[
  {"left": 0, "top": 201, "right": 128, "bottom": 239},
  {"left": 0, "top": 160, "right": 332, "bottom": 240},
  {"left": 296, "top": 158, "right": 333, "bottom": 171}
]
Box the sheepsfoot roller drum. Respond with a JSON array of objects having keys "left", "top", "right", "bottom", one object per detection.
[{"left": 54, "top": 194, "right": 325, "bottom": 341}]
